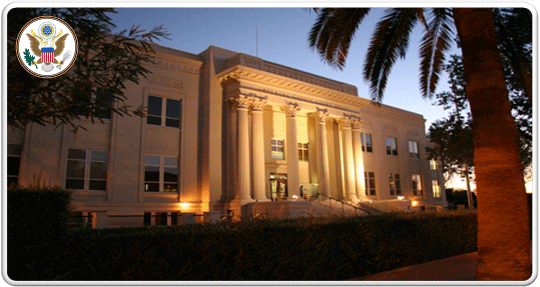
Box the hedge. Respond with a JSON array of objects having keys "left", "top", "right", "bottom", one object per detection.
[
  {"left": 7, "top": 186, "right": 72, "bottom": 280},
  {"left": 9, "top": 210, "right": 477, "bottom": 281}
]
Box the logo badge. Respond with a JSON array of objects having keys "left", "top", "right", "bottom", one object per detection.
[{"left": 16, "top": 16, "right": 78, "bottom": 78}]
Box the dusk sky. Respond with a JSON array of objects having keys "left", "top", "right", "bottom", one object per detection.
[{"left": 109, "top": 8, "right": 463, "bottom": 132}]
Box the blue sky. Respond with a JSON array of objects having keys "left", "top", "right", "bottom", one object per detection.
[{"left": 109, "top": 8, "right": 462, "bottom": 132}]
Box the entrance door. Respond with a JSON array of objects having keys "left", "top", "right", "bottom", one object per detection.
[{"left": 270, "top": 174, "right": 288, "bottom": 200}]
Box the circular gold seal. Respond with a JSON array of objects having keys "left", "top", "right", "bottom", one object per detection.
[{"left": 16, "top": 16, "right": 78, "bottom": 78}]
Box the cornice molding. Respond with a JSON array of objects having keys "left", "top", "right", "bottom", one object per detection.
[{"left": 217, "top": 65, "right": 368, "bottom": 109}]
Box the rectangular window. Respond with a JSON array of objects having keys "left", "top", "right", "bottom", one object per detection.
[
  {"left": 409, "top": 141, "right": 419, "bottom": 159},
  {"left": 389, "top": 173, "right": 402, "bottom": 196},
  {"left": 412, "top": 174, "right": 423, "bottom": 196},
  {"left": 74, "top": 88, "right": 113, "bottom": 119},
  {"left": 155, "top": 212, "right": 168, "bottom": 226},
  {"left": 144, "top": 155, "right": 179, "bottom": 193},
  {"left": 271, "top": 139, "right": 285, "bottom": 160},
  {"left": 7, "top": 144, "right": 22, "bottom": 187},
  {"left": 147, "top": 95, "right": 182, "bottom": 128},
  {"left": 361, "top": 133, "right": 373, "bottom": 153},
  {"left": 386, "top": 137, "right": 398, "bottom": 156},
  {"left": 66, "top": 149, "right": 108, "bottom": 191},
  {"left": 432, "top": 180, "right": 442, "bottom": 198},
  {"left": 430, "top": 159, "right": 439, "bottom": 170},
  {"left": 364, "top": 172, "right": 376, "bottom": 196},
  {"left": 298, "top": 143, "right": 309, "bottom": 161}
]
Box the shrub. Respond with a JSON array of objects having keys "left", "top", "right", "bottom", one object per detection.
[
  {"left": 61, "top": 211, "right": 476, "bottom": 281},
  {"left": 7, "top": 186, "right": 72, "bottom": 280}
]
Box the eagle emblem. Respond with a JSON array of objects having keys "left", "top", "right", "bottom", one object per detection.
[{"left": 16, "top": 16, "right": 78, "bottom": 78}]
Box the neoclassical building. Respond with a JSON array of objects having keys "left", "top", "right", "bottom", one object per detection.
[{"left": 7, "top": 45, "right": 447, "bottom": 223}]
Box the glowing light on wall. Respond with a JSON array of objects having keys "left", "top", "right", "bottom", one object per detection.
[
  {"left": 411, "top": 200, "right": 419, "bottom": 207},
  {"left": 179, "top": 202, "right": 191, "bottom": 210},
  {"left": 397, "top": 196, "right": 405, "bottom": 200},
  {"left": 292, "top": 195, "right": 298, "bottom": 199}
]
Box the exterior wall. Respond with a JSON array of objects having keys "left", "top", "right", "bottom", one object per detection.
[{"left": 8, "top": 44, "right": 447, "bottom": 222}]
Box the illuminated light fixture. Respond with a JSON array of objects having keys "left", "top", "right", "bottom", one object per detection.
[
  {"left": 292, "top": 195, "right": 298, "bottom": 199},
  {"left": 411, "top": 200, "right": 419, "bottom": 207},
  {"left": 397, "top": 196, "right": 405, "bottom": 200},
  {"left": 180, "top": 202, "right": 190, "bottom": 210}
]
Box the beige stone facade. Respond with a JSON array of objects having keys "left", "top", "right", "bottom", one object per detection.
[{"left": 7, "top": 45, "right": 447, "bottom": 222}]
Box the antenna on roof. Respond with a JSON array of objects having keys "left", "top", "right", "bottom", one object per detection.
[{"left": 256, "top": 25, "right": 258, "bottom": 57}]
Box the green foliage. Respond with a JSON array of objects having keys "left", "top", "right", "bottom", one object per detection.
[
  {"left": 7, "top": 8, "right": 170, "bottom": 131},
  {"left": 7, "top": 186, "right": 72, "bottom": 280},
  {"left": 12, "top": 212, "right": 477, "bottom": 280},
  {"left": 22, "top": 48, "right": 35, "bottom": 67},
  {"left": 428, "top": 54, "right": 532, "bottom": 173}
]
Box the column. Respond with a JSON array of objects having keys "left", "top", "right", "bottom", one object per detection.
[
  {"left": 251, "top": 98, "right": 267, "bottom": 201},
  {"left": 351, "top": 119, "right": 366, "bottom": 201},
  {"left": 234, "top": 95, "right": 252, "bottom": 200},
  {"left": 314, "top": 111, "right": 331, "bottom": 196},
  {"left": 339, "top": 117, "right": 357, "bottom": 202},
  {"left": 281, "top": 104, "right": 301, "bottom": 199}
]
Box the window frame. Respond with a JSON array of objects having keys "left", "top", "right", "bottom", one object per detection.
[
  {"left": 271, "top": 139, "right": 285, "bottom": 160},
  {"left": 144, "top": 155, "right": 179, "bottom": 193},
  {"left": 408, "top": 141, "right": 420, "bottom": 159},
  {"left": 65, "top": 149, "right": 108, "bottom": 191},
  {"left": 147, "top": 95, "right": 182, "bottom": 129},
  {"left": 430, "top": 159, "right": 439, "bottom": 170},
  {"left": 389, "top": 173, "right": 402, "bottom": 196},
  {"left": 361, "top": 133, "right": 373, "bottom": 153},
  {"left": 432, "top": 180, "right": 442, "bottom": 198},
  {"left": 298, "top": 142, "right": 309, "bottom": 161},
  {"left": 386, "top": 137, "right": 398, "bottom": 156},
  {"left": 364, "top": 171, "right": 376, "bottom": 196},
  {"left": 7, "top": 144, "right": 22, "bottom": 186},
  {"left": 412, "top": 174, "right": 423, "bottom": 196}
]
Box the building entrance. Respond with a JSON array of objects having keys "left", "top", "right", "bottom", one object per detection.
[{"left": 270, "top": 174, "right": 288, "bottom": 200}]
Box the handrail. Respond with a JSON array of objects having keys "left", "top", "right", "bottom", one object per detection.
[{"left": 315, "top": 193, "right": 372, "bottom": 215}]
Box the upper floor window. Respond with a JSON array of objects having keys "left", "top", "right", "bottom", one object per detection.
[
  {"left": 7, "top": 144, "right": 22, "bottom": 187},
  {"left": 298, "top": 143, "right": 309, "bottom": 161},
  {"left": 432, "top": 180, "right": 442, "bottom": 198},
  {"left": 412, "top": 174, "right": 423, "bottom": 196},
  {"left": 271, "top": 139, "right": 284, "bottom": 160},
  {"left": 386, "top": 137, "right": 398, "bottom": 156},
  {"left": 65, "top": 149, "right": 108, "bottom": 191},
  {"left": 364, "top": 172, "right": 376, "bottom": 196},
  {"left": 147, "top": 95, "right": 181, "bottom": 128},
  {"left": 74, "top": 88, "right": 113, "bottom": 119},
  {"left": 144, "top": 155, "right": 179, "bottom": 193},
  {"left": 408, "top": 141, "right": 419, "bottom": 159},
  {"left": 389, "top": 173, "right": 401, "bottom": 196},
  {"left": 361, "top": 133, "right": 373, "bottom": 153},
  {"left": 430, "top": 159, "right": 439, "bottom": 170}
]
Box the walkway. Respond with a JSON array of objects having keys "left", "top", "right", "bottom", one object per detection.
[{"left": 352, "top": 252, "right": 477, "bottom": 281}]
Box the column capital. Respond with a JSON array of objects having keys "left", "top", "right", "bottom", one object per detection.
[
  {"left": 312, "top": 111, "right": 329, "bottom": 124},
  {"left": 280, "top": 103, "right": 301, "bottom": 118},
  {"left": 338, "top": 117, "right": 352, "bottom": 128},
  {"left": 229, "top": 95, "right": 251, "bottom": 109},
  {"left": 251, "top": 98, "right": 267, "bottom": 111},
  {"left": 350, "top": 118, "right": 363, "bottom": 130}
]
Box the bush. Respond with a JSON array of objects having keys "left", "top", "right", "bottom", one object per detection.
[
  {"left": 60, "top": 211, "right": 476, "bottom": 281},
  {"left": 7, "top": 186, "right": 72, "bottom": 280}
]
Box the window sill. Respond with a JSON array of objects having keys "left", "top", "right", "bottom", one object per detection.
[
  {"left": 143, "top": 192, "right": 179, "bottom": 198},
  {"left": 69, "top": 190, "right": 107, "bottom": 197},
  {"left": 147, "top": 124, "right": 181, "bottom": 131}
]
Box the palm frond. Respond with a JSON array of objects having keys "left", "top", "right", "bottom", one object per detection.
[
  {"left": 419, "top": 8, "right": 454, "bottom": 98},
  {"left": 363, "top": 8, "right": 423, "bottom": 101},
  {"left": 309, "top": 8, "right": 371, "bottom": 70}
]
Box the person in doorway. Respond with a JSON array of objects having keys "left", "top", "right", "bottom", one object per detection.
[{"left": 299, "top": 185, "right": 304, "bottom": 200}]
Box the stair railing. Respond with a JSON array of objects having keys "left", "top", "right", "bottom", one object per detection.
[{"left": 314, "top": 193, "right": 372, "bottom": 215}]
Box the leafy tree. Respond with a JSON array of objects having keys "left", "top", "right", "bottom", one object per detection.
[
  {"left": 309, "top": 8, "right": 531, "bottom": 280},
  {"left": 7, "top": 8, "right": 170, "bottom": 131}
]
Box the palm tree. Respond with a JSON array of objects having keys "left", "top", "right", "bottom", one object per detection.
[{"left": 309, "top": 8, "right": 531, "bottom": 280}]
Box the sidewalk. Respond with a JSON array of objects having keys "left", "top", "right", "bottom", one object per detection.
[{"left": 352, "top": 252, "right": 477, "bottom": 281}]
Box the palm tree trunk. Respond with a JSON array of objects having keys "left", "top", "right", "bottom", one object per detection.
[{"left": 452, "top": 8, "right": 531, "bottom": 280}]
